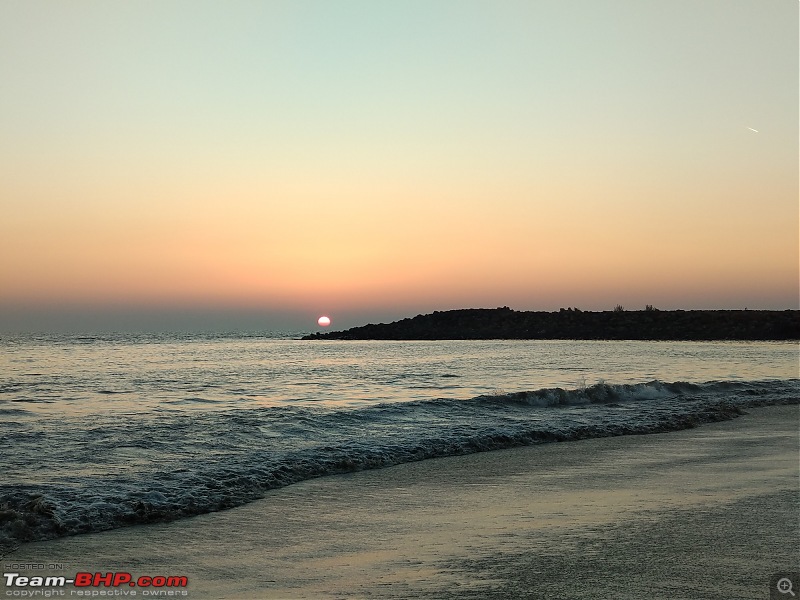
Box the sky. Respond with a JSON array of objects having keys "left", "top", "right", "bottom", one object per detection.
[{"left": 1, "top": 0, "right": 797, "bottom": 332}]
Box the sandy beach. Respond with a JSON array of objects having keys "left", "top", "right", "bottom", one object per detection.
[{"left": 4, "top": 404, "right": 798, "bottom": 599}]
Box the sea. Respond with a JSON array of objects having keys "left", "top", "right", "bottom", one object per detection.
[{"left": 1, "top": 333, "right": 797, "bottom": 550}]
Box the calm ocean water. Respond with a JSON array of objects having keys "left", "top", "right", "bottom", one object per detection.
[{"left": 1, "top": 333, "right": 797, "bottom": 548}]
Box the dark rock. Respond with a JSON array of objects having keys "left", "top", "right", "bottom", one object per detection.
[{"left": 302, "top": 308, "right": 800, "bottom": 341}]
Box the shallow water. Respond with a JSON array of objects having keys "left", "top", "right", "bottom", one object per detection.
[{"left": 1, "top": 334, "right": 797, "bottom": 545}]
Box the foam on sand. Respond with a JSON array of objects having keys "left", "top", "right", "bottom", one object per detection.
[{"left": 4, "top": 404, "right": 797, "bottom": 599}]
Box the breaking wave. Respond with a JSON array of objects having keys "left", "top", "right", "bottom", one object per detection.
[{"left": 1, "top": 378, "right": 797, "bottom": 550}]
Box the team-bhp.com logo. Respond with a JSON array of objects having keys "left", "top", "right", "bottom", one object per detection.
[{"left": 4, "top": 571, "right": 188, "bottom": 596}]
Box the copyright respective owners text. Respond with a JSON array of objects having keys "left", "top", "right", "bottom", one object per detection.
[
  {"left": 3, "top": 562, "right": 190, "bottom": 597},
  {"left": 772, "top": 573, "right": 800, "bottom": 600}
]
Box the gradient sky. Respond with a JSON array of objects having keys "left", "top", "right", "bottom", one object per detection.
[{"left": 1, "top": 1, "right": 797, "bottom": 332}]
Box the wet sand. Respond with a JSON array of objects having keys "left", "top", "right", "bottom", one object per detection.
[{"left": 4, "top": 405, "right": 798, "bottom": 599}]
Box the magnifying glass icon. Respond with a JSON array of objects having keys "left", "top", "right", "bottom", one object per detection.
[{"left": 777, "top": 578, "right": 796, "bottom": 597}]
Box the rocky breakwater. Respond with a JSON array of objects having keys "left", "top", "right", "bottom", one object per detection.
[{"left": 302, "top": 307, "right": 800, "bottom": 341}]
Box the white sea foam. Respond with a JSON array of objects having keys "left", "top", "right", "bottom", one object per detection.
[{"left": 1, "top": 334, "right": 797, "bottom": 548}]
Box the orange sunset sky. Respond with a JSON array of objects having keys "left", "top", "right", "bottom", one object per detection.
[{"left": 1, "top": 1, "right": 797, "bottom": 332}]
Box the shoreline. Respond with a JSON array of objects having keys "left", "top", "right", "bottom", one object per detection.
[{"left": 4, "top": 404, "right": 798, "bottom": 599}]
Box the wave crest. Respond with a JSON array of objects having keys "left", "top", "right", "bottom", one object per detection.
[{"left": 2, "top": 378, "right": 796, "bottom": 548}]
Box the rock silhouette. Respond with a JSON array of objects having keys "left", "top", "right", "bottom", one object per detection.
[{"left": 302, "top": 307, "right": 799, "bottom": 341}]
